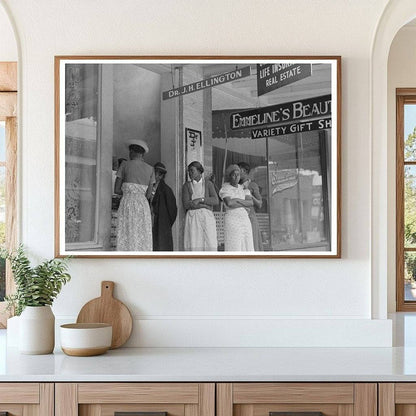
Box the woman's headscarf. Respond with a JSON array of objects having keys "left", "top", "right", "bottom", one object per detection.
[{"left": 225, "top": 164, "right": 240, "bottom": 181}]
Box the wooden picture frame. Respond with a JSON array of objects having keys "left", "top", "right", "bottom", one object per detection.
[{"left": 55, "top": 56, "right": 341, "bottom": 258}]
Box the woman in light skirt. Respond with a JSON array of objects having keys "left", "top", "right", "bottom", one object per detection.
[
  {"left": 219, "top": 164, "right": 254, "bottom": 251},
  {"left": 182, "top": 161, "right": 219, "bottom": 251}
]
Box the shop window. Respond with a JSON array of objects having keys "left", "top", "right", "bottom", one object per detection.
[{"left": 211, "top": 112, "right": 331, "bottom": 252}]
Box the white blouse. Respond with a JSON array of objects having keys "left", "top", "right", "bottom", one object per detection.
[
  {"left": 190, "top": 178, "right": 205, "bottom": 200},
  {"left": 219, "top": 183, "right": 248, "bottom": 208}
]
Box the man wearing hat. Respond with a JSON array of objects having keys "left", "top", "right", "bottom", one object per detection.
[
  {"left": 114, "top": 139, "right": 154, "bottom": 251},
  {"left": 149, "top": 162, "right": 177, "bottom": 251}
]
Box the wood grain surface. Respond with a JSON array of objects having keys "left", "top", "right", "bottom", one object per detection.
[
  {"left": 0, "top": 62, "right": 17, "bottom": 92},
  {"left": 233, "top": 383, "right": 354, "bottom": 404},
  {"left": 76, "top": 281, "right": 133, "bottom": 349},
  {"left": 77, "top": 383, "right": 199, "bottom": 404},
  {"left": 0, "top": 383, "right": 39, "bottom": 403},
  {"left": 379, "top": 383, "right": 395, "bottom": 416}
]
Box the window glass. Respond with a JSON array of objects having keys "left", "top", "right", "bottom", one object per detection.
[
  {"left": 65, "top": 64, "right": 99, "bottom": 246},
  {"left": 0, "top": 121, "right": 5, "bottom": 301},
  {"left": 402, "top": 102, "right": 416, "bottom": 304},
  {"left": 405, "top": 252, "right": 416, "bottom": 301},
  {"left": 404, "top": 104, "right": 416, "bottom": 161},
  {"left": 267, "top": 130, "right": 331, "bottom": 251},
  {"left": 405, "top": 165, "right": 416, "bottom": 248}
]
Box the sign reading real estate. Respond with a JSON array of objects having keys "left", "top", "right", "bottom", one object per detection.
[
  {"left": 250, "top": 117, "right": 331, "bottom": 139},
  {"left": 257, "top": 63, "right": 312, "bottom": 96},
  {"left": 163, "top": 66, "right": 251, "bottom": 100},
  {"left": 230, "top": 94, "right": 331, "bottom": 131}
]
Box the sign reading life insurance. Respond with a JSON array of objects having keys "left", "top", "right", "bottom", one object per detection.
[
  {"left": 162, "top": 66, "right": 251, "bottom": 100},
  {"left": 257, "top": 63, "right": 312, "bottom": 96}
]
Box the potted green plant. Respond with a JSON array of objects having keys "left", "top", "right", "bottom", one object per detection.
[{"left": 1, "top": 245, "right": 71, "bottom": 354}]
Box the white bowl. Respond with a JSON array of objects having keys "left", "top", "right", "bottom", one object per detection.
[{"left": 60, "top": 323, "right": 112, "bottom": 356}]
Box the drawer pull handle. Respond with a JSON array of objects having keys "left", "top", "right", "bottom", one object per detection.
[
  {"left": 270, "top": 413, "right": 324, "bottom": 416},
  {"left": 115, "top": 412, "right": 167, "bottom": 416}
]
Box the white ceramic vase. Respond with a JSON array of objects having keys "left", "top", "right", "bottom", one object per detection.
[
  {"left": 19, "top": 305, "right": 55, "bottom": 354},
  {"left": 6, "top": 315, "right": 20, "bottom": 347}
]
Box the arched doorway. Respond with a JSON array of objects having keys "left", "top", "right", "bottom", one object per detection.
[{"left": 371, "top": 0, "right": 416, "bottom": 319}]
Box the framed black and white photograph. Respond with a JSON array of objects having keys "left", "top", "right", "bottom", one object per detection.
[{"left": 55, "top": 56, "right": 341, "bottom": 258}]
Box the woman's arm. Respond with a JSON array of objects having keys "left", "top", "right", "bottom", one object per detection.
[
  {"left": 145, "top": 177, "right": 154, "bottom": 200},
  {"left": 145, "top": 170, "right": 156, "bottom": 200},
  {"left": 203, "top": 181, "right": 219, "bottom": 207},
  {"left": 114, "top": 177, "right": 123, "bottom": 195},
  {"left": 182, "top": 183, "right": 198, "bottom": 210},
  {"left": 194, "top": 181, "right": 219, "bottom": 209},
  {"left": 114, "top": 161, "right": 125, "bottom": 195},
  {"left": 250, "top": 182, "right": 262, "bottom": 209},
  {"left": 222, "top": 196, "right": 253, "bottom": 209}
]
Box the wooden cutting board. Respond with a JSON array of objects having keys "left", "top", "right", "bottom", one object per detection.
[{"left": 76, "top": 281, "right": 133, "bottom": 349}]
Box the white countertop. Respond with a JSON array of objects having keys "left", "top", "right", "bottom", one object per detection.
[
  {"left": 3, "top": 313, "right": 416, "bottom": 382},
  {"left": 2, "top": 328, "right": 416, "bottom": 382}
]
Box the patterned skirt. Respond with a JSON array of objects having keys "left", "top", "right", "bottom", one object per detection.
[{"left": 117, "top": 183, "right": 152, "bottom": 251}]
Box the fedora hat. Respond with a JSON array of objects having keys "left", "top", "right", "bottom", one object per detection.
[{"left": 125, "top": 139, "right": 149, "bottom": 154}]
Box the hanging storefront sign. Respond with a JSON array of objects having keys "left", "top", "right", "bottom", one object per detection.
[
  {"left": 230, "top": 94, "right": 331, "bottom": 130},
  {"left": 162, "top": 66, "right": 251, "bottom": 100},
  {"left": 185, "top": 127, "right": 203, "bottom": 167},
  {"left": 251, "top": 117, "right": 331, "bottom": 139},
  {"left": 257, "top": 63, "right": 312, "bottom": 96}
]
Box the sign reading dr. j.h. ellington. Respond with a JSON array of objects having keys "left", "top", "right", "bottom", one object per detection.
[{"left": 162, "top": 66, "right": 251, "bottom": 100}]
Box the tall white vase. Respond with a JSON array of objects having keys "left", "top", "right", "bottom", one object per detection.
[
  {"left": 6, "top": 315, "right": 20, "bottom": 347},
  {"left": 19, "top": 306, "right": 55, "bottom": 354}
]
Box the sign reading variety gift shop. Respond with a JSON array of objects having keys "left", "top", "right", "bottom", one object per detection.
[{"left": 230, "top": 94, "right": 332, "bottom": 139}]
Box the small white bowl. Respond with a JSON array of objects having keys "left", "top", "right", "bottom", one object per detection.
[{"left": 60, "top": 323, "right": 112, "bottom": 356}]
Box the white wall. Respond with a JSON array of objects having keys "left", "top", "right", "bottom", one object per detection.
[
  {"left": 0, "top": 3, "right": 16, "bottom": 61},
  {"left": 387, "top": 25, "right": 416, "bottom": 312},
  {"left": 0, "top": 0, "right": 394, "bottom": 346}
]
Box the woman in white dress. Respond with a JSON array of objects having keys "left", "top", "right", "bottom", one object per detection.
[
  {"left": 114, "top": 139, "right": 154, "bottom": 251},
  {"left": 182, "top": 161, "right": 219, "bottom": 251},
  {"left": 219, "top": 164, "right": 254, "bottom": 251}
]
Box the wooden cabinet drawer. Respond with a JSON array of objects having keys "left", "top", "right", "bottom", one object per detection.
[
  {"left": 217, "top": 383, "right": 377, "bottom": 416},
  {"left": 0, "top": 383, "right": 53, "bottom": 416},
  {"left": 379, "top": 383, "right": 416, "bottom": 416},
  {"left": 56, "top": 383, "right": 215, "bottom": 416}
]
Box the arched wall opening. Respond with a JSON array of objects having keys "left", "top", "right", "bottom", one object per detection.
[
  {"left": 371, "top": 0, "right": 416, "bottom": 319},
  {"left": 387, "top": 19, "right": 416, "bottom": 313}
]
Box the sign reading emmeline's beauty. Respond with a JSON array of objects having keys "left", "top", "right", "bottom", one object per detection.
[
  {"left": 257, "top": 63, "right": 312, "bottom": 96},
  {"left": 230, "top": 95, "right": 331, "bottom": 130}
]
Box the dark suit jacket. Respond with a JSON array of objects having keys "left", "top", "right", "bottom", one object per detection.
[{"left": 152, "top": 180, "right": 177, "bottom": 251}]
